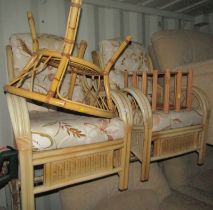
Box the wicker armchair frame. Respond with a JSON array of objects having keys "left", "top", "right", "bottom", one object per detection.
[{"left": 93, "top": 47, "right": 209, "bottom": 181}]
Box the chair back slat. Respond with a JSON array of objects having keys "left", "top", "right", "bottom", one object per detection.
[
  {"left": 142, "top": 72, "right": 147, "bottom": 96},
  {"left": 123, "top": 69, "right": 193, "bottom": 113},
  {"left": 175, "top": 70, "right": 182, "bottom": 112},
  {"left": 124, "top": 70, "right": 128, "bottom": 88},
  {"left": 151, "top": 70, "right": 158, "bottom": 112},
  {"left": 186, "top": 69, "right": 193, "bottom": 111},
  {"left": 132, "top": 72, "right": 138, "bottom": 88},
  {"left": 163, "top": 70, "right": 170, "bottom": 113}
]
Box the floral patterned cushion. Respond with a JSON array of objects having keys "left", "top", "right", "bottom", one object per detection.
[
  {"left": 152, "top": 109, "right": 202, "bottom": 132},
  {"left": 10, "top": 33, "right": 84, "bottom": 111},
  {"left": 99, "top": 40, "right": 149, "bottom": 72},
  {"left": 29, "top": 111, "right": 125, "bottom": 151},
  {"left": 99, "top": 39, "right": 151, "bottom": 90}
]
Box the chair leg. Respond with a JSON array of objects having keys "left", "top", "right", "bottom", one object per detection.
[
  {"left": 197, "top": 131, "right": 206, "bottom": 165},
  {"left": 118, "top": 130, "right": 131, "bottom": 190},
  {"left": 19, "top": 150, "right": 35, "bottom": 210},
  {"left": 141, "top": 127, "right": 152, "bottom": 181}
]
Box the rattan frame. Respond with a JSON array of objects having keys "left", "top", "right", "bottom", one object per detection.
[
  {"left": 4, "top": 0, "right": 132, "bottom": 118},
  {"left": 6, "top": 41, "right": 133, "bottom": 209},
  {"left": 5, "top": 2, "right": 133, "bottom": 209},
  {"left": 93, "top": 46, "right": 209, "bottom": 181}
]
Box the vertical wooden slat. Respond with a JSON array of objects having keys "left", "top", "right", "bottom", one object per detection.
[
  {"left": 175, "top": 70, "right": 182, "bottom": 112},
  {"left": 152, "top": 70, "right": 158, "bottom": 112},
  {"left": 186, "top": 69, "right": 193, "bottom": 111},
  {"left": 142, "top": 71, "right": 147, "bottom": 96},
  {"left": 124, "top": 70, "right": 128, "bottom": 88},
  {"left": 163, "top": 70, "right": 170, "bottom": 113},
  {"left": 132, "top": 72, "right": 138, "bottom": 88}
]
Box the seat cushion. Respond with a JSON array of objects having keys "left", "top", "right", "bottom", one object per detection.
[
  {"left": 30, "top": 111, "right": 125, "bottom": 151},
  {"left": 152, "top": 110, "right": 202, "bottom": 132},
  {"left": 132, "top": 108, "right": 202, "bottom": 132}
]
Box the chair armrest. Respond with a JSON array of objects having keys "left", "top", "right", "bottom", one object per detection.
[
  {"left": 192, "top": 86, "right": 210, "bottom": 125},
  {"left": 111, "top": 90, "right": 133, "bottom": 125},
  {"left": 6, "top": 93, "right": 32, "bottom": 141},
  {"left": 122, "top": 88, "right": 152, "bottom": 180}
]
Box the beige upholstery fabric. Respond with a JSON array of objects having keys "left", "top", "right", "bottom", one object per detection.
[
  {"left": 152, "top": 110, "right": 202, "bottom": 132},
  {"left": 94, "top": 189, "right": 160, "bottom": 210},
  {"left": 60, "top": 162, "right": 171, "bottom": 210},
  {"left": 161, "top": 146, "right": 213, "bottom": 206},
  {"left": 151, "top": 30, "right": 213, "bottom": 71},
  {"left": 150, "top": 30, "right": 213, "bottom": 145},
  {"left": 30, "top": 111, "right": 125, "bottom": 151},
  {"left": 160, "top": 190, "right": 213, "bottom": 210}
]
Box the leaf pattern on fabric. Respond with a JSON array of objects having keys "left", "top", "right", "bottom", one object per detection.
[
  {"left": 17, "top": 38, "right": 33, "bottom": 56},
  {"left": 42, "top": 120, "right": 86, "bottom": 138}
]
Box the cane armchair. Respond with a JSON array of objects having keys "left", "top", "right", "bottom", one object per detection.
[
  {"left": 4, "top": 1, "right": 133, "bottom": 210},
  {"left": 96, "top": 39, "right": 209, "bottom": 181}
]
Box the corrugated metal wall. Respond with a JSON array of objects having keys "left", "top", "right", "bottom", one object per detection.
[{"left": 0, "top": 0, "right": 194, "bottom": 209}]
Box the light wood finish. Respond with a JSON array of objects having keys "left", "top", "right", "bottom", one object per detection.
[
  {"left": 92, "top": 47, "right": 208, "bottom": 181},
  {"left": 4, "top": 0, "right": 132, "bottom": 118},
  {"left": 132, "top": 72, "right": 138, "bottom": 88},
  {"left": 175, "top": 69, "right": 182, "bottom": 112},
  {"left": 186, "top": 69, "right": 193, "bottom": 111},
  {"left": 163, "top": 70, "right": 170, "bottom": 113},
  {"left": 67, "top": 40, "right": 87, "bottom": 99},
  {"left": 124, "top": 70, "right": 128, "bottom": 88},
  {"left": 4, "top": 1, "right": 133, "bottom": 210},
  {"left": 142, "top": 72, "right": 147, "bottom": 96},
  {"left": 151, "top": 70, "right": 158, "bottom": 112},
  {"left": 123, "top": 70, "right": 209, "bottom": 181}
]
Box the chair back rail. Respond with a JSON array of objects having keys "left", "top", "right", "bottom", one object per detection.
[{"left": 124, "top": 69, "right": 193, "bottom": 113}]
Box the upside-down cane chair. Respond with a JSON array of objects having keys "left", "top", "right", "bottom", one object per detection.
[
  {"left": 4, "top": 1, "right": 133, "bottom": 209},
  {"left": 95, "top": 39, "right": 209, "bottom": 181},
  {"left": 4, "top": 0, "right": 131, "bottom": 118}
]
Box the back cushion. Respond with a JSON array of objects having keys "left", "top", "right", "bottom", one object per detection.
[
  {"left": 10, "top": 33, "right": 84, "bottom": 111},
  {"left": 151, "top": 30, "right": 213, "bottom": 71},
  {"left": 99, "top": 39, "right": 150, "bottom": 89}
]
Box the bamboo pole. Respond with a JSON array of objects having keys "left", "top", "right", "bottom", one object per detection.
[
  {"left": 186, "top": 69, "right": 193, "bottom": 111},
  {"left": 175, "top": 69, "right": 182, "bottom": 112},
  {"left": 103, "top": 35, "right": 131, "bottom": 111},
  {"left": 68, "top": 40, "right": 87, "bottom": 99},
  {"left": 152, "top": 70, "right": 158, "bottom": 112},
  {"left": 47, "top": 0, "right": 82, "bottom": 98},
  {"left": 27, "top": 11, "right": 39, "bottom": 53},
  {"left": 163, "top": 69, "right": 170, "bottom": 113},
  {"left": 91, "top": 51, "right": 100, "bottom": 67}
]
